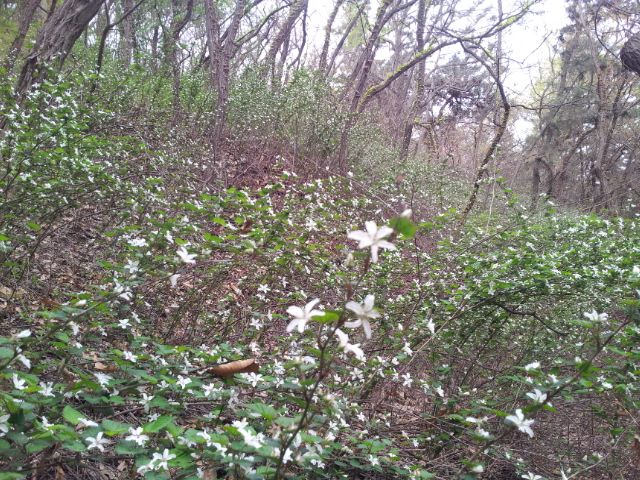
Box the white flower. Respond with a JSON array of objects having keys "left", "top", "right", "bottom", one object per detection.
[
  {"left": 334, "top": 329, "right": 365, "bottom": 359},
  {"left": 522, "top": 473, "right": 542, "bottom": 480},
  {"left": 16, "top": 354, "right": 30, "bottom": 369},
  {"left": 524, "top": 361, "right": 540, "bottom": 371},
  {"left": 78, "top": 417, "right": 99, "bottom": 428},
  {"left": 243, "top": 372, "right": 263, "bottom": 387},
  {"left": 86, "top": 432, "right": 110, "bottom": 452},
  {"left": 176, "top": 375, "right": 192, "bottom": 389},
  {"left": 39, "top": 382, "right": 55, "bottom": 397},
  {"left": 426, "top": 318, "right": 435, "bottom": 334},
  {"left": 368, "top": 454, "right": 379, "bottom": 467},
  {"left": 402, "top": 342, "right": 413, "bottom": 356},
  {"left": 472, "top": 464, "right": 484, "bottom": 473},
  {"left": 126, "top": 427, "right": 150, "bottom": 446},
  {"left": 122, "top": 351, "right": 138, "bottom": 363},
  {"left": 165, "top": 231, "right": 174, "bottom": 243},
  {"left": 176, "top": 246, "right": 196, "bottom": 264},
  {"left": 11, "top": 329, "right": 31, "bottom": 341},
  {"left": 69, "top": 322, "right": 80, "bottom": 335},
  {"left": 526, "top": 389, "right": 547, "bottom": 404},
  {"left": 139, "top": 393, "right": 154, "bottom": 411},
  {"left": 0, "top": 414, "right": 10, "bottom": 436},
  {"left": 436, "top": 386, "right": 445, "bottom": 397},
  {"left": 477, "top": 428, "right": 491, "bottom": 438},
  {"left": 347, "top": 221, "right": 396, "bottom": 263},
  {"left": 119, "top": 319, "right": 131, "bottom": 329},
  {"left": 506, "top": 409, "right": 534, "bottom": 437},
  {"left": 137, "top": 462, "right": 154, "bottom": 474},
  {"left": 12, "top": 374, "right": 26, "bottom": 390},
  {"left": 128, "top": 238, "right": 148, "bottom": 247},
  {"left": 402, "top": 373, "right": 412, "bottom": 387},
  {"left": 286, "top": 298, "right": 324, "bottom": 333},
  {"left": 584, "top": 310, "right": 608, "bottom": 323},
  {"left": 95, "top": 373, "right": 112, "bottom": 388},
  {"left": 152, "top": 448, "right": 176, "bottom": 470},
  {"left": 345, "top": 294, "right": 380, "bottom": 339},
  {"left": 170, "top": 274, "right": 180, "bottom": 287}
]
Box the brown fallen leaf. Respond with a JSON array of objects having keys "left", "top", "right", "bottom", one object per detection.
[
  {"left": 95, "top": 362, "right": 118, "bottom": 373},
  {"left": 205, "top": 359, "right": 259, "bottom": 379}
]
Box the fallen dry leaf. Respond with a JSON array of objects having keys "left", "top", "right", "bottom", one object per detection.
[{"left": 205, "top": 359, "right": 259, "bottom": 379}]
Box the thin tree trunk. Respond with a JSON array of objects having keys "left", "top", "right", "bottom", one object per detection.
[
  {"left": 266, "top": 0, "right": 307, "bottom": 80},
  {"left": 4, "top": 0, "right": 41, "bottom": 74},
  {"left": 169, "top": 0, "right": 194, "bottom": 127},
  {"left": 399, "top": 0, "right": 428, "bottom": 164},
  {"left": 318, "top": 0, "right": 345, "bottom": 72},
  {"left": 122, "top": 0, "right": 135, "bottom": 67}
]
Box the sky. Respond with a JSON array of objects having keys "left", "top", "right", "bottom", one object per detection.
[{"left": 304, "top": 0, "right": 570, "bottom": 95}]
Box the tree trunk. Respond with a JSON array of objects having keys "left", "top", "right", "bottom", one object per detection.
[
  {"left": 17, "top": 0, "right": 105, "bottom": 96},
  {"left": 169, "top": 0, "right": 194, "bottom": 127},
  {"left": 399, "top": 0, "right": 428, "bottom": 164},
  {"left": 4, "top": 0, "right": 41, "bottom": 74},
  {"left": 206, "top": 0, "right": 247, "bottom": 185},
  {"left": 122, "top": 0, "right": 135, "bottom": 67},
  {"left": 318, "top": 0, "right": 345, "bottom": 73},
  {"left": 266, "top": 0, "right": 307, "bottom": 80}
]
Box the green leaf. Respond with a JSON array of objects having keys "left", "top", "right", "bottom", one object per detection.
[
  {"left": 389, "top": 217, "right": 416, "bottom": 239},
  {"left": 0, "top": 347, "right": 14, "bottom": 358},
  {"left": 101, "top": 419, "right": 131, "bottom": 435},
  {"left": 26, "top": 222, "right": 41, "bottom": 231},
  {"left": 312, "top": 311, "right": 340, "bottom": 324},
  {"left": 62, "top": 406, "right": 84, "bottom": 425},
  {"left": 244, "top": 403, "right": 278, "bottom": 420},
  {"left": 0, "top": 472, "right": 25, "bottom": 480},
  {"left": 143, "top": 416, "right": 174, "bottom": 433}
]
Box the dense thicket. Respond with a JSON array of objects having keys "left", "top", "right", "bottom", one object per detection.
[{"left": 1, "top": 1, "right": 640, "bottom": 480}]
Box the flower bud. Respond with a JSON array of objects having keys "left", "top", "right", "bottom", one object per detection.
[
  {"left": 345, "top": 252, "right": 355, "bottom": 268},
  {"left": 400, "top": 208, "right": 413, "bottom": 219}
]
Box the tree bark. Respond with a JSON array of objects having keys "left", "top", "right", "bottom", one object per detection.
[
  {"left": 169, "top": 0, "right": 194, "bottom": 127},
  {"left": 17, "top": 0, "right": 105, "bottom": 96},
  {"left": 318, "top": 0, "right": 345, "bottom": 73},
  {"left": 266, "top": 0, "right": 308, "bottom": 80},
  {"left": 122, "top": 0, "right": 135, "bottom": 67},
  {"left": 4, "top": 0, "right": 41, "bottom": 75},
  {"left": 399, "top": 0, "right": 428, "bottom": 164}
]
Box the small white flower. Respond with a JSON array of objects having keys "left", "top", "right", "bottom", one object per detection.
[
  {"left": 522, "top": 473, "right": 542, "bottom": 480},
  {"left": 334, "top": 329, "right": 365, "bottom": 359},
  {"left": 176, "top": 246, "right": 196, "bottom": 264},
  {"left": 152, "top": 448, "right": 176, "bottom": 470},
  {"left": 78, "top": 417, "right": 99, "bottom": 428},
  {"left": 584, "top": 310, "right": 608, "bottom": 323},
  {"left": 0, "top": 414, "right": 10, "bottom": 436},
  {"left": 524, "top": 361, "right": 540, "bottom": 371},
  {"left": 165, "top": 231, "right": 174, "bottom": 243},
  {"left": 402, "top": 342, "right": 413, "bottom": 356},
  {"left": 436, "top": 386, "right": 445, "bottom": 397},
  {"left": 286, "top": 298, "right": 324, "bottom": 333},
  {"left": 39, "top": 382, "right": 55, "bottom": 397},
  {"left": 122, "top": 351, "right": 138, "bottom": 363},
  {"left": 345, "top": 295, "right": 380, "bottom": 339},
  {"left": 12, "top": 374, "right": 26, "bottom": 390},
  {"left": 16, "top": 354, "right": 30, "bottom": 369},
  {"left": 368, "top": 454, "right": 379, "bottom": 467},
  {"left": 11, "top": 329, "right": 31, "bottom": 341},
  {"left": 176, "top": 375, "right": 192, "bottom": 389},
  {"left": 347, "top": 221, "right": 396, "bottom": 263},
  {"left": 477, "top": 428, "right": 491, "bottom": 438},
  {"left": 126, "top": 427, "right": 150, "bottom": 446},
  {"left": 506, "top": 409, "right": 534, "bottom": 437},
  {"left": 118, "top": 319, "right": 131, "bottom": 329},
  {"left": 69, "top": 322, "right": 80, "bottom": 335},
  {"left": 472, "top": 464, "right": 484, "bottom": 473},
  {"left": 169, "top": 274, "right": 180, "bottom": 287},
  {"left": 526, "top": 389, "right": 547, "bottom": 404},
  {"left": 86, "top": 432, "right": 111, "bottom": 452},
  {"left": 128, "top": 238, "right": 148, "bottom": 247},
  {"left": 426, "top": 318, "right": 436, "bottom": 334}
]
